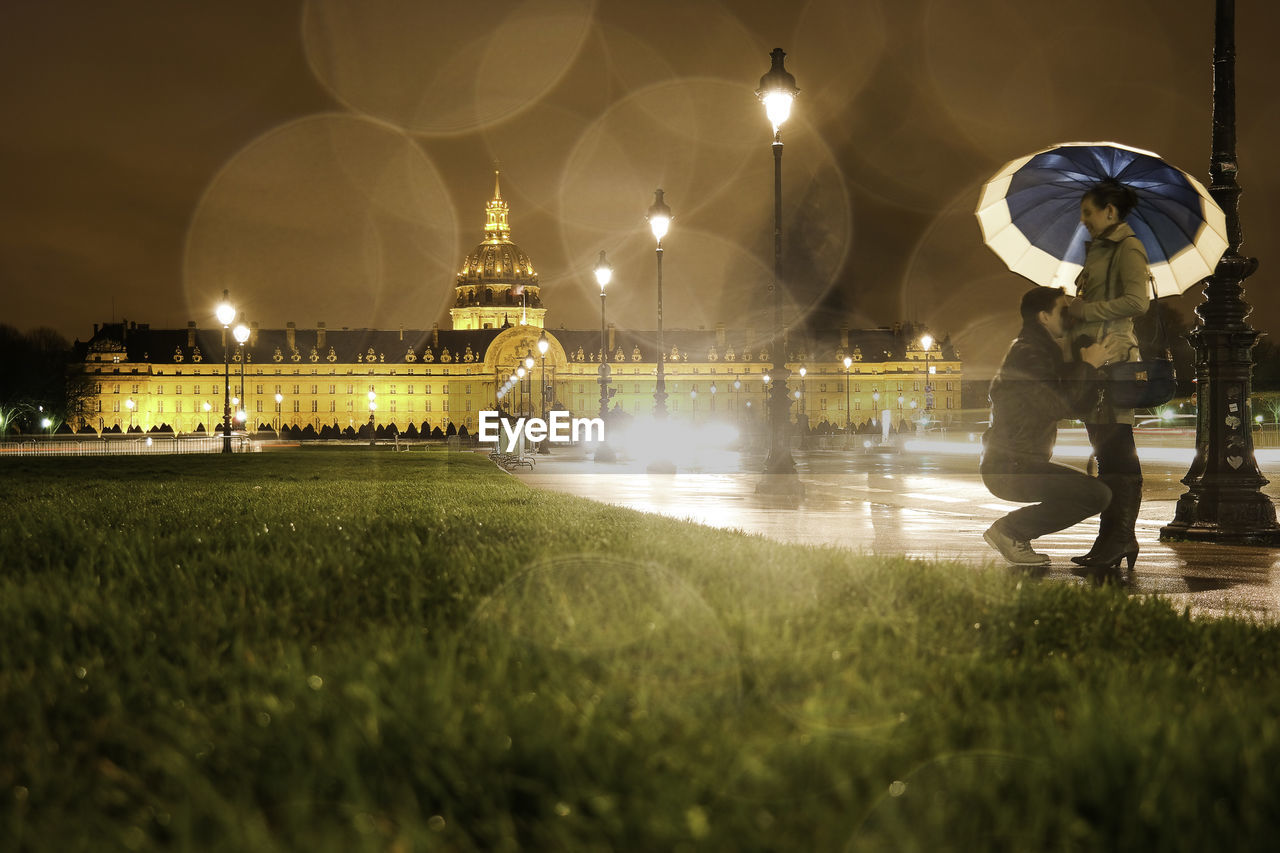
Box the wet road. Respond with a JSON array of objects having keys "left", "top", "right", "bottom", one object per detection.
[{"left": 509, "top": 441, "right": 1280, "bottom": 621}]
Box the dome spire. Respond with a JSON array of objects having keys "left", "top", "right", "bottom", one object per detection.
[{"left": 484, "top": 164, "right": 510, "bottom": 243}]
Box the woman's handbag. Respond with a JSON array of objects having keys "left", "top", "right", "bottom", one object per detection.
[
  {"left": 1101, "top": 239, "right": 1177, "bottom": 409},
  {"left": 1105, "top": 352, "right": 1176, "bottom": 409}
]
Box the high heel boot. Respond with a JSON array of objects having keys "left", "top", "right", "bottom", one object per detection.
[{"left": 1080, "top": 474, "right": 1141, "bottom": 570}]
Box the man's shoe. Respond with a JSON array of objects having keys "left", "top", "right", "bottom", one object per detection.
[{"left": 983, "top": 523, "right": 1050, "bottom": 566}]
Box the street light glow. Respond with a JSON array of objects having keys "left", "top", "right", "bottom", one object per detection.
[
  {"left": 756, "top": 47, "right": 799, "bottom": 133},
  {"left": 594, "top": 250, "right": 612, "bottom": 291},
  {"left": 215, "top": 297, "right": 235, "bottom": 327},
  {"left": 647, "top": 189, "right": 671, "bottom": 243}
]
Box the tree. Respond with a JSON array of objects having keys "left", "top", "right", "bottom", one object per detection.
[{"left": 0, "top": 325, "right": 93, "bottom": 432}]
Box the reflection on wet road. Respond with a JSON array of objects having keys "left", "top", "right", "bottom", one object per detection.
[{"left": 512, "top": 447, "right": 1280, "bottom": 621}]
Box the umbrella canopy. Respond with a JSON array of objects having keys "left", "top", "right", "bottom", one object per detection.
[{"left": 976, "top": 142, "right": 1227, "bottom": 297}]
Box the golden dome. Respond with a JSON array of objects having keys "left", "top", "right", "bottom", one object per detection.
[{"left": 457, "top": 169, "right": 539, "bottom": 286}]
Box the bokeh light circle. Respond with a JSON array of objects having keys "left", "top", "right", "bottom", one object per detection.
[
  {"left": 184, "top": 114, "right": 459, "bottom": 331},
  {"left": 301, "top": 0, "right": 595, "bottom": 136}
]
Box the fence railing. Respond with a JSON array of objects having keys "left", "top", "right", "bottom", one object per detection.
[{"left": 0, "top": 435, "right": 252, "bottom": 456}]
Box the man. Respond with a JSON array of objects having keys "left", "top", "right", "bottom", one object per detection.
[{"left": 981, "top": 286, "right": 1111, "bottom": 565}]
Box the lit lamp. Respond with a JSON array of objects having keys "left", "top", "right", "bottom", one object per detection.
[
  {"left": 756, "top": 47, "right": 801, "bottom": 491},
  {"left": 274, "top": 393, "right": 283, "bottom": 433},
  {"left": 524, "top": 353, "right": 535, "bottom": 419},
  {"left": 843, "top": 356, "right": 853, "bottom": 437},
  {"left": 536, "top": 332, "right": 551, "bottom": 453},
  {"left": 647, "top": 189, "right": 671, "bottom": 420},
  {"left": 126, "top": 397, "right": 136, "bottom": 431},
  {"left": 516, "top": 366, "right": 527, "bottom": 417},
  {"left": 593, "top": 250, "right": 617, "bottom": 463},
  {"left": 710, "top": 382, "right": 717, "bottom": 414},
  {"left": 234, "top": 321, "right": 250, "bottom": 431},
  {"left": 215, "top": 291, "right": 236, "bottom": 453},
  {"left": 368, "top": 390, "right": 377, "bottom": 446},
  {"left": 920, "top": 333, "right": 933, "bottom": 425}
]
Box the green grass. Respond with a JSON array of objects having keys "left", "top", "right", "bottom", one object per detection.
[{"left": 2, "top": 448, "right": 1279, "bottom": 851}]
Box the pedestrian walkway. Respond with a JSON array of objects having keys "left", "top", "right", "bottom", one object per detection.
[{"left": 510, "top": 444, "right": 1280, "bottom": 622}]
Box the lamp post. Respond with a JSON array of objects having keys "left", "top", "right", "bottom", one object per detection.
[
  {"left": 594, "top": 250, "right": 617, "bottom": 462},
  {"left": 524, "top": 353, "right": 535, "bottom": 419},
  {"left": 756, "top": 47, "right": 801, "bottom": 491},
  {"left": 710, "top": 382, "right": 717, "bottom": 416},
  {"left": 797, "top": 365, "right": 807, "bottom": 439},
  {"left": 647, "top": 190, "right": 671, "bottom": 419},
  {"left": 843, "top": 356, "right": 853, "bottom": 438},
  {"left": 537, "top": 332, "right": 550, "bottom": 454},
  {"left": 517, "top": 366, "right": 527, "bottom": 417},
  {"left": 234, "top": 321, "right": 250, "bottom": 431},
  {"left": 368, "top": 390, "right": 377, "bottom": 447},
  {"left": 126, "top": 397, "right": 135, "bottom": 431},
  {"left": 216, "top": 291, "right": 236, "bottom": 453},
  {"left": 920, "top": 333, "right": 933, "bottom": 431},
  {"left": 1160, "top": 0, "right": 1280, "bottom": 543}
]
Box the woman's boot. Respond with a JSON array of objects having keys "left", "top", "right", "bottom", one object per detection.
[{"left": 1080, "top": 474, "right": 1141, "bottom": 570}]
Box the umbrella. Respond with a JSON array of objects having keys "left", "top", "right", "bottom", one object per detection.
[{"left": 976, "top": 141, "right": 1227, "bottom": 296}]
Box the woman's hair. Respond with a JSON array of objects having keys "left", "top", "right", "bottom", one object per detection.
[{"left": 1082, "top": 179, "right": 1140, "bottom": 220}]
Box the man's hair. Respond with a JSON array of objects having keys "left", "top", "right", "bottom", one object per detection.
[{"left": 1020, "top": 285, "right": 1064, "bottom": 322}]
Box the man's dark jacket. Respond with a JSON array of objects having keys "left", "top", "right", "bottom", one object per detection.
[{"left": 981, "top": 322, "right": 1104, "bottom": 468}]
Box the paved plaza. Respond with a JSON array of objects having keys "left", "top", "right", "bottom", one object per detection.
[{"left": 508, "top": 438, "right": 1280, "bottom": 622}]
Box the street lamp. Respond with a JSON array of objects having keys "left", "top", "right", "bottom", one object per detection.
[
  {"left": 216, "top": 291, "right": 236, "bottom": 453},
  {"left": 234, "top": 321, "right": 250, "bottom": 430},
  {"left": 843, "top": 355, "right": 853, "bottom": 436},
  {"left": 368, "top": 390, "right": 376, "bottom": 447},
  {"left": 125, "top": 397, "right": 135, "bottom": 431},
  {"left": 523, "top": 352, "right": 535, "bottom": 420},
  {"left": 537, "top": 332, "right": 550, "bottom": 454},
  {"left": 756, "top": 47, "right": 801, "bottom": 492},
  {"left": 1160, "top": 0, "right": 1280, "bottom": 543},
  {"left": 710, "top": 382, "right": 717, "bottom": 415},
  {"left": 594, "top": 250, "right": 617, "bottom": 463},
  {"left": 920, "top": 333, "right": 933, "bottom": 425},
  {"left": 516, "top": 365, "right": 527, "bottom": 417},
  {"left": 648, "top": 189, "right": 671, "bottom": 419}
]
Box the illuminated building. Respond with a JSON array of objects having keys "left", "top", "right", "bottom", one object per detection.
[{"left": 76, "top": 174, "right": 962, "bottom": 436}]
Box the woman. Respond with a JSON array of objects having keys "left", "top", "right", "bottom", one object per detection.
[{"left": 1067, "top": 179, "right": 1150, "bottom": 571}]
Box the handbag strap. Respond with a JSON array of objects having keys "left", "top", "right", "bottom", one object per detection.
[{"left": 1099, "top": 234, "right": 1166, "bottom": 356}]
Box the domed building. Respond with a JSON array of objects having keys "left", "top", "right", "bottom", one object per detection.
[
  {"left": 451, "top": 171, "right": 545, "bottom": 331},
  {"left": 73, "top": 173, "right": 962, "bottom": 442}
]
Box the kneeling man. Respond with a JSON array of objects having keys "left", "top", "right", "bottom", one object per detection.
[{"left": 981, "top": 286, "right": 1111, "bottom": 565}]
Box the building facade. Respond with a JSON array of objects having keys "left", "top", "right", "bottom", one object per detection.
[{"left": 76, "top": 174, "right": 962, "bottom": 436}]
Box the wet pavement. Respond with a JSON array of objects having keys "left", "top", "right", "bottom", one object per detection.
[{"left": 506, "top": 439, "right": 1280, "bottom": 622}]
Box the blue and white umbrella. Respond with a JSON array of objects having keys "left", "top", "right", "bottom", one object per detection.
[{"left": 976, "top": 141, "right": 1227, "bottom": 296}]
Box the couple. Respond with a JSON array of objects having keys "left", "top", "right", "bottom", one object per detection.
[{"left": 981, "top": 180, "right": 1148, "bottom": 571}]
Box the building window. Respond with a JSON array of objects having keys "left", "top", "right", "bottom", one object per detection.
[
  {"left": 292, "top": 400, "right": 300, "bottom": 413},
  {"left": 292, "top": 385, "right": 300, "bottom": 395},
  {"left": 311, "top": 385, "right": 318, "bottom": 395},
  {"left": 390, "top": 400, "right": 397, "bottom": 413},
  {"left": 347, "top": 384, "right": 354, "bottom": 395},
  {"left": 442, "top": 399, "right": 449, "bottom": 412},
  {"left": 311, "top": 400, "right": 318, "bottom": 412},
  {"left": 425, "top": 400, "right": 432, "bottom": 412},
  {"left": 407, "top": 385, "right": 414, "bottom": 395},
  {"left": 390, "top": 385, "right": 397, "bottom": 395},
  {"left": 157, "top": 402, "right": 164, "bottom": 413}
]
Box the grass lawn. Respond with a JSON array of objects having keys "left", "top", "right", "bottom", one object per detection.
[{"left": 2, "top": 448, "right": 1279, "bottom": 851}]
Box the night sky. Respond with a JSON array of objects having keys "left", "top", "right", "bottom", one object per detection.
[{"left": 3, "top": 0, "right": 1279, "bottom": 375}]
